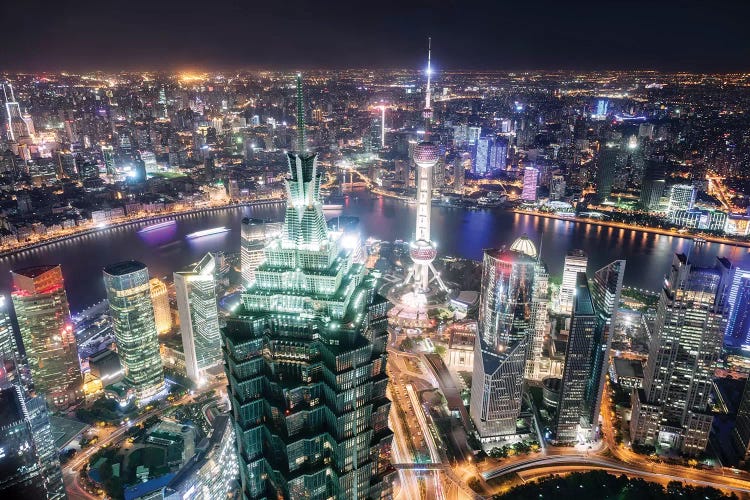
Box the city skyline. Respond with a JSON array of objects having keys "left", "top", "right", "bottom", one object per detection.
[{"left": 2, "top": 30, "right": 750, "bottom": 498}]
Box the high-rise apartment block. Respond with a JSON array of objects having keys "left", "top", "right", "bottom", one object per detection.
[
  {"left": 631, "top": 254, "right": 729, "bottom": 455},
  {"left": 521, "top": 166, "right": 539, "bottom": 202}
]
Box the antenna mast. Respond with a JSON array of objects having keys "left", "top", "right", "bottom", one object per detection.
[{"left": 296, "top": 73, "right": 306, "bottom": 153}]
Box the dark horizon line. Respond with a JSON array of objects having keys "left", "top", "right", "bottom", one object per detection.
[{"left": 2, "top": 65, "right": 750, "bottom": 76}]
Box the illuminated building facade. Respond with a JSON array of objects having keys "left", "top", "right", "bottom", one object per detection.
[
  {"left": 240, "top": 217, "right": 283, "bottom": 286},
  {"left": 725, "top": 267, "right": 750, "bottom": 349},
  {"left": 470, "top": 241, "right": 548, "bottom": 438},
  {"left": 0, "top": 380, "right": 66, "bottom": 499},
  {"left": 150, "top": 277, "right": 172, "bottom": 334},
  {"left": 667, "top": 184, "right": 697, "bottom": 214},
  {"left": 175, "top": 253, "right": 222, "bottom": 385},
  {"left": 733, "top": 377, "right": 750, "bottom": 461},
  {"left": 0, "top": 296, "right": 17, "bottom": 361},
  {"left": 103, "top": 261, "right": 165, "bottom": 402},
  {"left": 163, "top": 414, "right": 238, "bottom": 500},
  {"left": 221, "top": 76, "right": 394, "bottom": 499},
  {"left": 521, "top": 166, "right": 539, "bottom": 202},
  {"left": 556, "top": 273, "right": 596, "bottom": 442},
  {"left": 11, "top": 265, "right": 81, "bottom": 407},
  {"left": 559, "top": 249, "right": 588, "bottom": 315},
  {"left": 632, "top": 254, "right": 729, "bottom": 455}
]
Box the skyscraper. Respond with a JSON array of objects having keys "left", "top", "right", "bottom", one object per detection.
[
  {"left": 596, "top": 145, "right": 619, "bottom": 202},
  {"left": 150, "top": 278, "right": 172, "bottom": 335},
  {"left": 467, "top": 126, "right": 482, "bottom": 146},
  {"left": 639, "top": 159, "right": 666, "bottom": 211},
  {"left": 474, "top": 136, "right": 491, "bottom": 175},
  {"left": 240, "top": 218, "right": 283, "bottom": 287},
  {"left": 631, "top": 254, "right": 729, "bottom": 455},
  {"left": 733, "top": 377, "right": 750, "bottom": 461},
  {"left": 556, "top": 273, "right": 597, "bottom": 443},
  {"left": 101, "top": 144, "right": 116, "bottom": 175},
  {"left": 585, "top": 260, "right": 625, "bottom": 439},
  {"left": 0, "top": 378, "right": 66, "bottom": 499},
  {"left": 11, "top": 265, "right": 81, "bottom": 407},
  {"left": 491, "top": 136, "right": 508, "bottom": 170},
  {"left": 667, "top": 184, "right": 697, "bottom": 214},
  {"left": 221, "top": 77, "right": 394, "bottom": 499},
  {"left": 2, "top": 83, "right": 30, "bottom": 141},
  {"left": 470, "top": 240, "right": 546, "bottom": 438},
  {"left": 103, "top": 261, "right": 165, "bottom": 402},
  {"left": 0, "top": 296, "right": 18, "bottom": 362},
  {"left": 559, "top": 250, "right": 588, "bottom": 315},
  {"left": 521, "top": 166, "right": 539, "bottom": 202},
  {"left": 174, "top": 253, "right": 222, "bottom": 385},
  {"left": 725, "top": 267, "right": 750, "bottom": 349},
  {"left": 453, "top": 154, "right": 466, "bottom": 193}
]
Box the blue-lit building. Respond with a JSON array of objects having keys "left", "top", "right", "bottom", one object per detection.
[{"left": 725, "top": 267, "right": 750, "bottom": 350}]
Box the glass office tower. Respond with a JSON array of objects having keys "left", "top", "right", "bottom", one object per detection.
[
  {"left": 103, "top": 261, "right": 165, "bottom": 402},
  {"left": 175, "top": 253, "right": 222, "bottom": 385},
  {"left": 556, "top": 273, "right": 597, "bottom": 442},
  {"left": 471, "top": 244, "right": 546, "bottom": 438},
  {"left": 0, "top": 358, "right": 66, "bottom": 499},
  {"left": 11, "top": 265, "right": 80, "bottom": 407}
]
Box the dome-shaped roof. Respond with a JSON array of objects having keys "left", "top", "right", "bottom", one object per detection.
[{"left": 509, "top": 235, "right": 538, "bottom": 259}]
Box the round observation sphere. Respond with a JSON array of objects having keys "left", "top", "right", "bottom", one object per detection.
[
  {"left": 409, "top": 240, "right": 437, "bottom": 264},
  {"left": 413, "top": 141, "right": 440, "bottom": 168}
]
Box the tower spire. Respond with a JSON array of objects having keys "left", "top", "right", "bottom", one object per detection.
[
  {"left": 425, "top": 37, "right": 432, "bottom": 112},
  {"left": 296, "top": 73, "right": 306, "bottom": 153}
]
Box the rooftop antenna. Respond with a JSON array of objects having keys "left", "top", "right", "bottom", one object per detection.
[
  {"left": 423, "top": 37, "right": 433, "bottom": 139},
  {"left": 425, "top": 37, "right": 432, "bottom": 112},
  {"left": 296, "top": 73, "right": 306, "bottom": 153}
]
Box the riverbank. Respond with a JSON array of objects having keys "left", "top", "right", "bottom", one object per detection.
[
  {"left": 0, "top": 199, "right": 285, "bottom": 259},
  {"left": 512, "top": 209, "right": 750, "bottom": 249}
]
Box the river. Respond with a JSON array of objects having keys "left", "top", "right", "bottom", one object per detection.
[{"left": 1, "top": 193, "right": 747, "bottom": 312}]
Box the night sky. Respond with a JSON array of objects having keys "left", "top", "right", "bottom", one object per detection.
[{"left": 2, "top": 0, "right": 749, "bottom": 72}]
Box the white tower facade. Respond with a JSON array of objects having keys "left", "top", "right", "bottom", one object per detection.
[{"left": 401, "top": 38, "right": 447, "bottom": 296}]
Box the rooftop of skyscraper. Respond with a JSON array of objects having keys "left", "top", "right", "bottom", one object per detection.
[{"left": 103, "top": 260, "right": 148, "bottom": 276}]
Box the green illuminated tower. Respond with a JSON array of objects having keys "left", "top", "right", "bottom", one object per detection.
[
  {"left": 103, "top": 261, "right": 165, "bottom": 403},
  {"left": 221, "top": 76, "right": 394, "bottom": 499}
]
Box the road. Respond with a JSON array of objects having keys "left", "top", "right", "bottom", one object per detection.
[
  {"left": 483, "top": 454, "right": 750, "bottom": 496},
  {"left": 479, "top": 378, "right": 750, "bottom": 497},
  {"left": 63, "top": 386, "right": 222, "bottom": 499}
]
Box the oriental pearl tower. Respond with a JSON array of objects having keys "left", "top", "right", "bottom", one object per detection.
[{"left": 402, "top": 38, "right": 448, "bottom": 299}]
